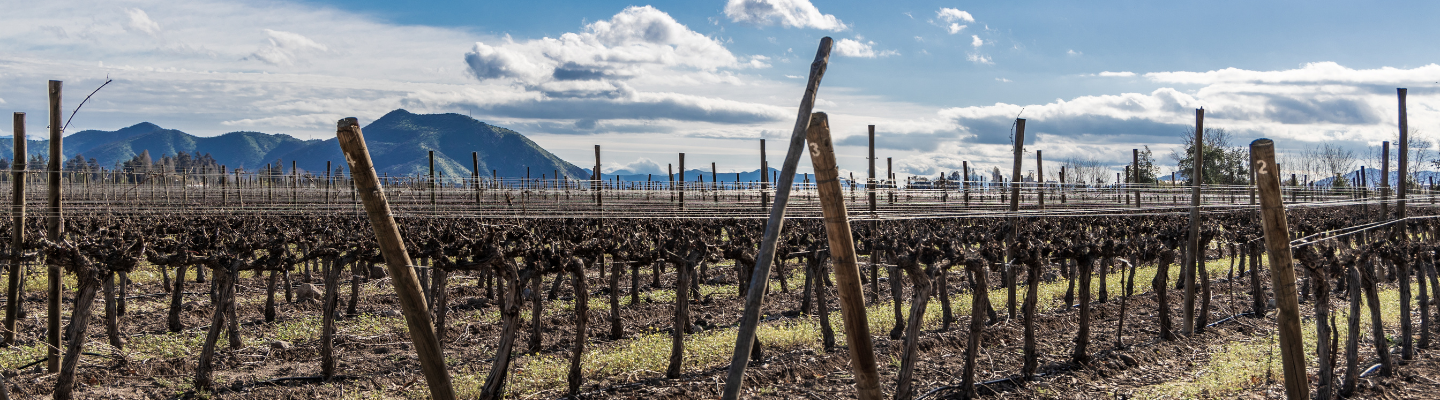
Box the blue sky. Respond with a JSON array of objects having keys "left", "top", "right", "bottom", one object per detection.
[{"left": 2, "top": 0, "right": 1437, "bottom": 180}]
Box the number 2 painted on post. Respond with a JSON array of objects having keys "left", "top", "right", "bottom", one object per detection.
[{"left": 1256, "top": 160, "right": 1268, "bottom": 175}]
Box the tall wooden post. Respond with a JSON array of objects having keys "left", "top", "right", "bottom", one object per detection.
[
  {"left": 4, "top": 113, "right": 24, "bottom": 346},
  {"left": 761, "top": 139, "right": 769, "bottom": 210},
  {"left": 803, "top": 113, "right": 880, "bottom": 399},
  {"left": 335, "top": 118, "right": 456, "bottom": 400},
  {"left": 46, "top": 80, "right": 62, "bottom": 372},
  {"left": 1397, "top": 88, "right": 1409, "bottom": 225},
  {"left": 1183, "top": 109, "right": 1204, "bottom": 337},
  {"left": 1008, "top": 119, "right": 1025, "bottom": 321},
  {"left": 868, "top": 125, "right": 877, "bottom": 214},
  {"left": 291, "top": 160, "right": 297, "bottom": 206},
  {"left": 473, "top": 152, "right": 481, "bottom": 204},
  {"left": 887, "top": 157, "right": 893, "bottom": 204},
  {"left": 1133, "top": 148, "right": 1141, "bottom": 207},
  {"left": 962, "top": 160, "right": 970, "bottom": 206},
  {"left": 1059, "top": 166, "right": 1067, "bottom": 203},
  {"left": 1381, "top": 141, "right": 1390, "bottom": 220},
  {"left": 428, "top": 150, "right": 436, "bottom": 205},
  {"left": 593, "top": 145, "right": 601, "bottom": 207},
  {"left": 724, "top": 36, "right": 832, "bottom": 400},
  {"left": 679, "top": 153, "right": 685, "bottom": 210},
  {"left": 711, "top": 162, "right": 718, "bottom": 202},
  {"left": 1036, "top": 150, "right": 1044, "bottom": 209},
  {"left": 1250, "top": 138, "right": 1310, "bottom": 400},
  {"left": 324, "top": 161, "right": 332, "bottom": 204}
]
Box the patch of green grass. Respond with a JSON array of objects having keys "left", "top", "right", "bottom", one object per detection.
[
  {"left": 450, "top": 254, "right": 1192, "bottom": 398},
  {"left": 1139, "top": 285, "right": 1404, "bottom": 399}
]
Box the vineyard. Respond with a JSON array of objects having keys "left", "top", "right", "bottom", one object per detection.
[{"left": 2, "top": 39, "right": 1438, "bottom": 400}]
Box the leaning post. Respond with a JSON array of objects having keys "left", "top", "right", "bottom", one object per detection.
[
  {"left": 723, "top": 36, "right": 833, "bottom": 400},
  {"left": 805, "top": 112, "right": 881, "bottom": 399},
  {"left": 335, "top": 118, "right": 456, "bottom": 400},
  {"left": 1251, "top": 138, "right": 1310, "bottom": 400}
]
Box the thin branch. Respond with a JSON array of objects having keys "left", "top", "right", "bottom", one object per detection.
[{"left": 61, "top": 77, "right": 114, "bottom": 133}]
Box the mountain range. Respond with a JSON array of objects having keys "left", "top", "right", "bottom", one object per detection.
[{"left": 0, "top": 109, "right": 589, "bottom": 181}]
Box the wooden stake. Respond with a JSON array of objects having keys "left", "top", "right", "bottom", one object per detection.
[
  {"left": 1250, "top": 138, "right": 1309, "bottom": 400},
  {"left": 804, "top": 113, "right": 881, "bottom": 399},
  {"left": 46, "top": 80, "right": 62, "bottom": 373},
  {"left": 335, "top": 117, "right": 456, "bottom": 400},
  {"left": 869, "top": 125, "right": 876, "bottom": 214},
  {"left": 1183, "top": 109, "right": 1203, "bottom": 336},
  {"left": 723, "top": 36, "right": 832, "bottom": 400},
  {"left": 3, "top": 113, "right": 23, "bottom": 347}
]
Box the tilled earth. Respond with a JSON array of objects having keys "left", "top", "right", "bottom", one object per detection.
[{"left": 5, "top": 256, "right": 1438, "bottom": 399}]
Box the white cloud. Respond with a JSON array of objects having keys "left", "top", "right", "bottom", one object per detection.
[
  {"left": 724, "top": 0, "right": 848, "bottom": 31},
  {"left": 247, "top": 29, "right": 328, "bottom": 66},
  {"left": 971, "top": 35, "right": 983, "bottom": 47},
  {"left": 936, "top": 8, "right": 973, "bottom": 34},
  {"left": 124, "top": 8, "right": 161, "bottom": 36},
  {"left": 995, "top": 77, "right": 1011, "bottom": 83},
  {"left": 966, "top": 53, "right": 993, "bottom": 65},
  {"left": 1096, "top": 71, "right": 1136, "bottom": 77},
  {"left": 834, "top": 38, "right": 897, "bottom": 58},
  {"left": 1067, "top": 49, "right": 1081, "bottom": 56},
  {"left": 606, "top": 157, "right": 665, "bottom": 174},
  {"left": 936, "top": 8, "right": 975, "bottom": 23}
]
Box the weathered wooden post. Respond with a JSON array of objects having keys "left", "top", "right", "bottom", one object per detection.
[
  {"left": 472, "top": 152, "right": 481, "bottom": 205},
  {"left": 962, "top": 160, "right": 969, "bottom": 206},
  {"left": 723, "top": 36, "right": 832, "bottom": 400},
  {"left": 869, "top": 125, "right": 877, "bottom": 213},
  {"left": 1007, "top": 119, "right": 1025, "bottom": 319},
  {"left": 760, "top": 139, "right": 769, "bottom": 210},
  {"left": 1396, "top": 88, "right": 1413, "bottom": 359},
  {"left": 1250, "top": 138, "right": 1309, "bottom": 400},
  {"left": 712, "top": 162, "right": 718, "bottom": 202},
  {"left": 1133, "top": 148, "right": 1141, "bottom": 207},
  {"left": 335, "top": 117, "right": 456, "bottom": 400},
  {"left": 679, "top": 153, "right": 685, "bottom": 210},
  {"left": 1183, "top": 109, "right": 1203, "bottom": 337},
  {"left": 804, "top": 112, "right": 881, "bottom": 399},
  {"left": 3, "top": 113, "right": 24, "bottom": 347},
  {"left": 1037, "top": 150, "right": 1044, "bottom": 209},
  {"left": 46, "top": 80, "right": 62, "bottom": 372},
  {"left": 1381, "top": 141, "right": 1390, "bottom": 220}
]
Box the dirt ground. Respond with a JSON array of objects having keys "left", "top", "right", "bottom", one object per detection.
[{"left": 5, "top": 256, "right": 1437, "bottom": 399}]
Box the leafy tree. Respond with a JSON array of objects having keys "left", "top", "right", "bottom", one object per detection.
[{"left": 1171, "top": 127, "right": 1249, "bottom": 185}]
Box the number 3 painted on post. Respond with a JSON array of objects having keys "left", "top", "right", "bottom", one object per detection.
[
  {"left": 809, "top": 142, "right": 821, "bottom": 157},
  {"left": 1256, "top": 160, "right": 1268, "bottom": 175}
]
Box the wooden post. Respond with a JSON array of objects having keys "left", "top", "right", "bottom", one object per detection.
[
  {"left": 3, "top": 113, "right": 24, "bottom": 346},
  {"left": 335, "top": 118, "right": 456, "bottom": 400},
  {"left": 473, "top": 152, "right": 481, "bottom": 204},
  {"left": 760, "top": 139, "right": 769, "bottom": 210},
  {"left": 962, "top": 160, "right": 969, "bottom": 206},
  {"left": 1007, "top": 119, "right": 1025, "bottom": 320},
  {"left": 868, "top": 125, "right": 877, "bottom": 214},
  {"left": 1381, "top": 141, "right": 1390, "bottom": 220},
  {"left": 1397, "top": 88, "right": 1409, "bottom": 224},
  {"left": 428, "top": 150, "right": 436, "bottom": 205},
  {"left": 1133, "top": 148, "right": 1141, "bottom": 207},
  {"left": 1250, "top": 138, "right": 1310, "bottom": 400},
  {"left": 1037, "top": 150, "right": 1044, "bottom": 209},
  {"left": 1397, "top": 88, "right": 1413, "bottom": 359},
  {"left": 804, "top": 113, "right": 881, "bottom": 399},
  {"left": 679, "top": 153, "right": 685, "bottom": 210},
  {"left": 592, "top": 145, "right": 601, "bottom": 207},
  {"left": 1183, "top": 109, "right": 1203, "bottom": 336},
  {"left": 46, "top": 80, "right": 62, "bottom": 372},
  {"left": 723, "top": 36, "right": 832, "bottom": 400}
]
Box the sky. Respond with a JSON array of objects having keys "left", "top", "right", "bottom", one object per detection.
[{"left": 1, "top": 0, "right": 1437, "bottom": 180}]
